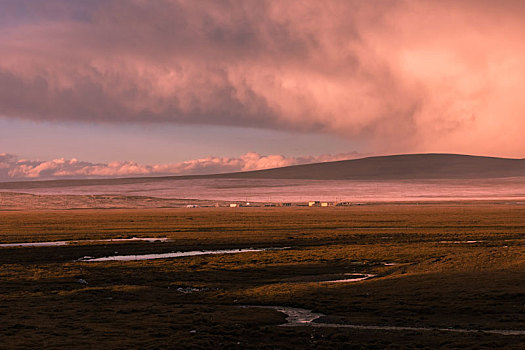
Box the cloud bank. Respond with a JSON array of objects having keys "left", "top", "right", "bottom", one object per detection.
[
  {"left": 0, "top": 152, "right": 358, "bottom": 180},
  {"left": 1, "top": 0, "right": 525, "bottom": 156}
]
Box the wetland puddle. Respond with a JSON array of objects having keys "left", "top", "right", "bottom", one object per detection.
[
  {"left": 439, "top": 240, "right": 482, "bottom": 244},
  {"left": 325, "top": 274, "right": 375, "bottom": 283},
  {"left": 77, "top": 247, "right": 289, "bottom": 262},
  {"left": 281, "top": 274, "right": 375, "bottom": 284},
  {"left": 244, "top": 306, "right": 525, "bottom": 336},
  {"left": 100, "top": 237, "right": 170, "bottom": 243},
  {"left": 0, "top": 241, "right": 70, "bottom": 247},
  {"left": 0, "top": 237, "right": 170, "bottom": 248},
  {"left": 243, "top": 306, "right": 323, "bottom": 324},
  {"left": 279, "top": 273, "right": 376, "bottom": 283}
]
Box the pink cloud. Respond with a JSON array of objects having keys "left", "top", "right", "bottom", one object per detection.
[
  {"left": 0, "top": 152, "right": 360, "bottom": 180},
  {"left": 1, "top": 1, "right": 525, "bottom": 156}
]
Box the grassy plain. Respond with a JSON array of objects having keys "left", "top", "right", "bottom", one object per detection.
[{"left": 0, "top": 204, "right": 524, "bottom": 349}]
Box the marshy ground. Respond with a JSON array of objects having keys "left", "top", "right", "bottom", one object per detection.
[{"left": 0, "top": 204, "right": 524, "bottom": 349}]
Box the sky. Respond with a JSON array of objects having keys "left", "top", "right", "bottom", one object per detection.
[{"left": 1, "top": 0, "right": 525, "bottom": 180}]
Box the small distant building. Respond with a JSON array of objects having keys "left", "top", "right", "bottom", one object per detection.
[
  {"left": 229, "top": 203, "right": 239, "bottom": 208},
  {"left": 308, "top": 201, "right": 320, "bottom": 207},
  {"left": 280, "top": 202, "right": 292, "bottom": 207},
  {"left": 321, "top": 202, "right": 334, "bottom": 207},
  {"left": 336, "top": 202, "right": 351, "bottom": 206},
  {"left": 186, "top": 204, "right": 198, "bottom": 208}
]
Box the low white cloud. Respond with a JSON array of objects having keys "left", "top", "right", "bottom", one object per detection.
[{"left": 0, "top": 152, "right": 359, "bottom": 180}]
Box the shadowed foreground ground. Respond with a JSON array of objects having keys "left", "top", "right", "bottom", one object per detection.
[{"left": 0, "top": 204, "right": 524, "bottom": 349}]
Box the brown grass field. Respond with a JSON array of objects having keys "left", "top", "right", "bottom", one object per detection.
[{"left": 1, "top": 203, "right": 524, "bottom": 349}]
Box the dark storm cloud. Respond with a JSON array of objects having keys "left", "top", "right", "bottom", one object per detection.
[{"left": 1, "top": 0, "right": 525, "bottom": 155}]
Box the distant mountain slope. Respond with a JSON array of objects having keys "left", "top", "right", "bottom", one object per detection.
[
  {"left": 0, "top": 154, "right": 524, "bottom": 189},
  {"left": 217, "top": 154, "right": 525, "bottom": 180}
]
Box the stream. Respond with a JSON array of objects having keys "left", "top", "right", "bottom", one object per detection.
[{"left": 243, "top": 306, "right": 525, "bottom": 336}]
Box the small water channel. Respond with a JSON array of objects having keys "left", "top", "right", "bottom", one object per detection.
[
  {"left": 0, "top": 237, "right": 170, "bottom": 248},
  {"left": 324, "top": 274, "right": 375, "bottom": 283},
  {"left": 77, "top": 247, "right": 290, "bottom": 262},
  {"left": 243, "top": 306, "right": 525, "bottom": 336}
]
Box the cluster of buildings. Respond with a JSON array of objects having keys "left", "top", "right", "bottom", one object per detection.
[
  {"left": 224, "top": 201, "right": 355, "bottom": 208},
  {"left": 185, "top": 201, "right": 357, "bottom": 209},
  {"left": 307, "top": 201, "right": 353, "bottom": 207}
]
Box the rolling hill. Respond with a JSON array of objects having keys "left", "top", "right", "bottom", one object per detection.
[
  {"left": 219, "top": 153, "right": 525, "bottom": 180},
  {"left": 0, "top": 153, "right": 524, "bottom": 190}
]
